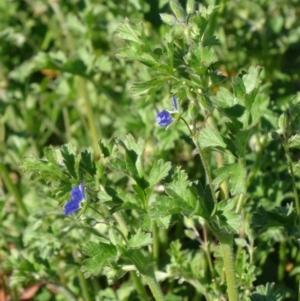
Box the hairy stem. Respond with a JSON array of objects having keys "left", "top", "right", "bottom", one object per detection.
[
  {"left": 283, "top": 142, "right": 300, "bottom": 215},
  {"left": 191, "top": 127, "right": 238, "bottom": 301},
  {"left": 152, "top": 221, "right": 159, "bottom": 266},
  {"left": 142, "top": 272, "right": 165, "bottom": 301},
  {"left": 218, "top": 233, "right": 239, "bottom": 301},
  {"left": 114, "top": 212, "right": 165, "bottom": 301},
  {"left": 130, "top": 272, "right": 149, "bottom": 301}
]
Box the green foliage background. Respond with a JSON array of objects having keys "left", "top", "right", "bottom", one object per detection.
[{"left": 0, "top": 0, "right": 300, "bottom": 300}]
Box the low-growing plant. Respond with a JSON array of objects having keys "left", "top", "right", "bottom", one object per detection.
[{"left": 2, "top": 0, "right": 300, "bottom": 300}]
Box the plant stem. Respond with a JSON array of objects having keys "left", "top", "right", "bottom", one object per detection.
[
  {"left": 218, "top": 233, "right": 239, "bottom": 301},
  {"left": 113, "top": 211, "right": 129, "bottom": 238},
  {"left": 208, "top": 116, "right": 229, "bottom": 200},
  {"left": 283, "top": 142, "right": 300, "bottom": 215},
  {"left": 114, "top": 212, "right": 165, "bottom": 301},
  {"left": 142, "top": 271, "right": 165, "bottom": 301},
  {"left": 191, "top": 132, "right": 239, "bottom": 301},
  {"left": 152, "top": 221, "right": 159, "bottom": 266},
  {"left": 235, "top": 193, "right": 245, "bottom": 214},
  {"left": 62, "top": 107, "right": 71, "bottom": 142},
  {"left": 130, "top": 272, "right": 149, "bottom": 301},
  {"left": 78, "top": 77, "right": 101, "bottom": 161},
  {"left": 192, "top": 137, "right": 217, "bottom": 203},
  {"left": 130, "top": 250, "right": 165, "bottom": 301},
  {"left": 202, "top": 223, "right": 214, "bottom": 276},
  {"left": 0, "top": 163, "right": 28, "bottom": 218},
  {"left": 77, "top": 270, "right": 92, "bottom": 301}
]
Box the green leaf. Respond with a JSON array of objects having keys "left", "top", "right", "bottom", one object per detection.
[
  {"left": 288, "top": 133, "right": 300, "bottom": 149},
  {"left": 229, "top": 128, "right": 253, "bottom": 158},
  {"left": 98, "top": 187, "right": 123, "bottom": 207},
  {"left": 132, "top": 184, "right": 146, "bottom": 204},
  {"left": 115, "top": 135, "right": 147, "bottom": 188},
  {"left": 44, "top": 146, "right": 58, "bottom": 166},
  {"left": 202, "top": 35, "right": 220, "bottom": 47},
  {"left": 128, "top": 229, "right": 153, "bottom": 248},
  {"left": 93, "top": 55, "right": 112, "bottom": 73},
  {"left": 149, "top": 195, "right": 186, "bottom": 218},
  {"left": 21, "top": 156, "right": 64, "bottom": 181},
  {"left": 147, "top": 160, "right": 172, "bottom": 187},
  {"left": 124, "top": 149, "right": 139, "bottom": 178},
  {"left": 198, "top": 125, "right": 227, "bottom": 150},
  {"left": 184, "top": 45, "right": 217, "bottom": 74},
  {"left": 81, "top": 242, "right": 118, "bottom": 278},
  {"left": 79, "top": 149, "right": 96, "bottom": 176},
  {"left": 149, "top": 169, "right": 203, "bottom": 218},
  {"left": 252, "top": 205, "right": 300, "bottom": 238},
  {"left": 130, "top": 76, "right": 171, "bottom": 100},
  {"left": 115, "top": 20, "right": 144, "bottom": 45},
  {"left": 232, "top": 77, "right": 246, "bottom": 98},
  {"left": 249, "top": 93, "right": 269, "bottom": 127},
  {"left": 242, "top": 66, "right": 262, "bottom": 94},
  {"left": 213, "top": 163, "right": 247, "bottom": 195},
  {"left": 109, "top": 158, "right": 127, "bottom": 174},
  {"left": 61, "top": 144, "right": 77, "bottom": 179},
  {"left": 120, "top": 134, "right": 145, "bottom": 157},
  {"left": 211, "top": 87, "right": 234, "bottom": 108},
  {"left": 116, "top": 47, "right": 158, "bottom": 68},
  {"left": 212, "top": 199, "right": 240, "bottom": 234},
  {"left": 102, "top": 263, "right": 126, "bottom": 285},
  {"left": 202, "top": 184, "right": 215, "bottom": 216},
  {"left": 115, "top": 189, "right": 142, "bottom": 210},
  {"left": 166, "top": 181, "right": 197, "bottom": 213},
  {"left": 250, "top": 283, "right": 286, "bottom": 301},
  {"left": 245, "top": 88, "right": 258, "bottom": 111}
]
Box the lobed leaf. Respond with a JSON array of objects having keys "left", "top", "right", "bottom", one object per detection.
[
  {"left": 81, "top": 242, "right": 118, "bottom": 278},
  {"left": 128, "top": 229, "right": 153, "bottom": 248},
  {"left": 147, "top": 159, "right": 172, "bottom": 187},
  {"left": 198, "top": 125, "right": 227, "bottom": 150}
]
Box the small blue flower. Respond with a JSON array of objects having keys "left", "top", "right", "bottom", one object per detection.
[
  {"left": 156, "top": 96, "right": 179, "bottom": 127},
  {"left": 156, "top": 110, "right": 173, "bottom": 127},
  {"left": 63, "top": 183, "right": 85, "bottom": 215}
]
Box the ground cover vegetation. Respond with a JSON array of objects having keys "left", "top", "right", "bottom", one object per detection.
[{"left": 1, "top": 0, "right": 300, "bottom": 300}]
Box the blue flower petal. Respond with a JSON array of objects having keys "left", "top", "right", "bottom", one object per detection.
[
  {"left": 63, "top": 184, "right": 85, "bottom": 215},
  {"left": 79, "top": 183, "right": 85, "bottom": 199},
  {"left": 63, "top": 199, "right": 81, "bottom": 215},
  {"left": 156, "top": 110, "right": 173, "bottom": 127},
  {"left": 172, "top": 96, "right": 178, "bottom": 111}
]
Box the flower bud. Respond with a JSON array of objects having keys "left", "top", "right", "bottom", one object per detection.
[
  {"left": 83, "top": 218, "right": 98, "bottom": 227},
  {"left": 186, "top": 0, "right": 195, "bottom": 15},
  {"left": 160, "top": 13, "right": 177, "bottom": 25},
  {"left": 170, "top": 0, "right": 186, "bottom": 23},
  {"left": 278, "top": 113, "right": 288, "bottom": 131},
  {"left": 184, "top": 26, "right": 191, "bottom": 41},
  {"left": 187, "top": 89, "right": 197, "bottom": 101},
  {"left": 188, "top": 101, "right": 199, "bottom": 121}
]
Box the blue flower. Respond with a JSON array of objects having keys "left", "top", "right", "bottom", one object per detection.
[
  {"left": 156, "top": 96, "right": 179, "bottom": 127},
  {"left": 156, "top": 110, "right": 173, "bottom": 127},
  {"left": 63, "top": 183, "right": 85, "bottom": 215}
]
